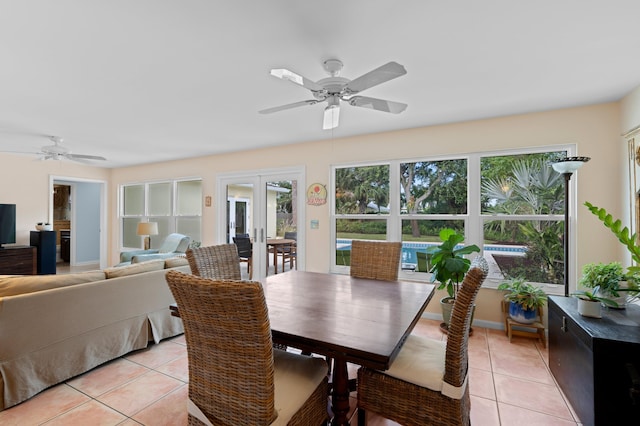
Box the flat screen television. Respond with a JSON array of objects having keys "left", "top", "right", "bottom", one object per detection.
[{"left": 0, "top": 204, "right": 16, "bottom": 248}]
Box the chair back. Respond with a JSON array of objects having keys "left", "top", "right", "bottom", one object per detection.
[
  {"left": 350, "top": 240, "right": 402, "bottom": 281},
  {"left": 233, "top": 236, "right": 253, "bottom": 259},
  {"left": 165, "top": 270, "right": 277, "bottom": 425},
  {"left": 284, "top": 231, "right": 297, "bottom": 241},
  {"left": 158, "top": 233, "right": 191, "bottom": 253},
  {"left": 186, "top": 243, "right": 241, "bottom": 280},
  {"left": 444, "top": 256, "right": 489, "bottom": 388}
]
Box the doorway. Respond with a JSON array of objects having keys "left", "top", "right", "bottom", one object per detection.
[
  {"left": 227, "top": 197, "right": 250, "bottom": 241},
  {"left": 50, "top": 176, "right": 107, "bottom": 270},
  {"left": 218, "top": 167, "right": 304, "bottom": 281}
]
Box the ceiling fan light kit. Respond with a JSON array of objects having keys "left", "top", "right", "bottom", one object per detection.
[{"left": 260, "top": 59, "right": 408, "bottom": 130}]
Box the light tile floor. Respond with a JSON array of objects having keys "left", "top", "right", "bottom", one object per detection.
[{"left": 0, "top": 318, "right": 582, "bottom": 425}]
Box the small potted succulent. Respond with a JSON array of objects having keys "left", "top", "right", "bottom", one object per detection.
[{"left": 498, "top": 277, "right": 547, "bottom": 324}]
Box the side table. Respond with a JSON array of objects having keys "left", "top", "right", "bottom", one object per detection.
[{"left": 502, "top": 300, "right": 546, "bottom": 347}]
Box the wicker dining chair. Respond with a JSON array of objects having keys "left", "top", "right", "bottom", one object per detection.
[
  {"left": 357, "top": 256, "right": 489, "bottom": 426},
  {"left": 185, "top": 243, "right": 288, "bottom": 351},
  {"left": 165, "top": 270, "right": 329, "bottom": 426},
  {"left": 350, "top": 240, "right": 402, "bottom": 281},
  {"left": 186, "top": 243, "right": 241, "bottom": 280}
]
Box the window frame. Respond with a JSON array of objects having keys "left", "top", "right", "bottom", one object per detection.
[
  {"left": 330, "top": 145, "right": 574, "bottom": 295},
  {"left": 119, "top": 178, "right": 202, "bottom": 250}
]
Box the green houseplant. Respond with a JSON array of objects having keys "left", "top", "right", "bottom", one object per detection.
[
  {"left": 497, "top": 277, "right": 547, "bottom": 324},
  {"left": 583, "top": 202, "right": 640, "bottom": 306},
  {"left": 426, "top": 228, "right": 480, "bottom": 328},
  {"left": 571, "top": 289, "right": 618, "bottom": 318},
  {"left": 578, "top": 262, "right": 629, "bottom": 308}
]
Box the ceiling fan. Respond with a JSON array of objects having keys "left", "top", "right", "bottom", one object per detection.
[
  {"left": 259, "top": 59, "right": 408, "bottom": 130},
  {"left": 4, "top": 136, "right": 106, "bottom": 163}
]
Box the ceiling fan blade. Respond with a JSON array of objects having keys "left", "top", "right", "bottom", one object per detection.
[
  {"left": 348, "top": 96, "right": 408, "bottom": 114},
  {"left": 345, "top": 62, "right": 407, "bottom": 94},
  {"left": 259, "top": 100, "right": 318, "bottom": 114},
  {"left": 322, "top": 105, "right": 340, "bottom": 130},
  {"left": 269, "top": 68, "right": 325, "bottom": 92},
  {"left": 67, "top": 153, "right": 106, "bottom": 161},
  {"left": 0, "top": 150, "right": 40, "bottom": 155}
]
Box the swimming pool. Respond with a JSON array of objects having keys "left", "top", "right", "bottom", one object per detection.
[{"left": 336, "top": 239, "right": 527, "bottom": 269}]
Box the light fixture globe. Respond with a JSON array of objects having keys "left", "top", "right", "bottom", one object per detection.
[{"left": 552, "top": 156, "right": 591, "bottom": 174}]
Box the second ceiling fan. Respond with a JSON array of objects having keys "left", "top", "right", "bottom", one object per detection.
[{"left": 259, "top": 59, "right": 408, "bottom": 130}]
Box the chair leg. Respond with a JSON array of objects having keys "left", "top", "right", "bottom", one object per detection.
[{"left": 358, "top": 408, "right": 366, "bottom": 425}]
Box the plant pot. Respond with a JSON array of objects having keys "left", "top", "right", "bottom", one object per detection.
[
  {"left": 508, "top": 301, "right": 538, "bottom": 324},
  {"left": 440, "top": 296, "right": 455, "bottom": 327},
  {"left": 597, "top": 289, "right": 627, "bottom": 309},
  {"left": 577, "top": 298, "right": 602, "bottom": 318},
  {"left": 597, "top": 281, "right": 630, "bottom": 309}
]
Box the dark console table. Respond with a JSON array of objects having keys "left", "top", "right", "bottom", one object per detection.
[
  {"left": 549, "top": 296, "right": 640, "bottom": 426},
  {"left": 0, "top": 245, "right": 37, "bottom": 275},
  {"left": 30, "top": 230, "right": 57, "bottom": 274}
]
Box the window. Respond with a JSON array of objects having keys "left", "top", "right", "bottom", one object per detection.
[
  {"left": 334, "top": 165, "right": 389, "bottom": 266},
  {"left": 331, "top": 147, "right": 569, "bottom": 293},
  {"left": 480, "top": 152, "right": 565, "bottom": 285},
  {"left": 120, "top": 179, "right": 202, "bottom": 249}
]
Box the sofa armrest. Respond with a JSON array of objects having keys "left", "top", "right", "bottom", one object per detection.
[{"left": 120, "top": 249, "right": 159, "bottom": 263}]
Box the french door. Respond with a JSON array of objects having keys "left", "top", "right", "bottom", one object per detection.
[{"left": 217, "top": 166, "right": 304, "bottom": 281}]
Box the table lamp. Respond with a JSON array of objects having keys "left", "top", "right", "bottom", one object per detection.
[{"left": 137, "top": 222, "right": 158, "bottom": 250}]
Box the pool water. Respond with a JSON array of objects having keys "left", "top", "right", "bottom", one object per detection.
[{"left": 336, "top": 239, "right": 526, "bottom": 269}]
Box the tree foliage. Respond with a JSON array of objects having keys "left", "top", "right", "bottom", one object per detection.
[{"left": 336, "top": 166, "right": 389, "bottom": 214}]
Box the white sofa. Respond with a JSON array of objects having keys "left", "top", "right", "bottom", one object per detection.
[{"left": 0, "top": 258, "right": 188, "bottom": 411}]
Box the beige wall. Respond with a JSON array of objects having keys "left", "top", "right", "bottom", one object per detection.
[
  {"left": 3, "top": 98, "right": 638, "bottom": 326},
  {"left": 0, "top": 155, "right": 110, "bottom": 245}
]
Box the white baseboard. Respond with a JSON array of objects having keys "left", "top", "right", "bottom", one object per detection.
[{"left": 421, "top": 312, "right": 504, "bottom": 331}]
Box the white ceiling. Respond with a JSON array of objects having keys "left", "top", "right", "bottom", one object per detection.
[{"left": 1, "top": 1, "right": 640, "bottom": 168}]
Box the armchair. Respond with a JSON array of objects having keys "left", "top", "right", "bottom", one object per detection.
[{"left": 118, "top": 233, "right": 191, "bottom": 265}]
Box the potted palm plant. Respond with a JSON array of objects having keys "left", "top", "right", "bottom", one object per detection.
[
  {"left": 498, "top": 277, "right": 547, "bottom": 324},
  {"left": 427, "top": 228, "right": 480, "bottom": 330}
]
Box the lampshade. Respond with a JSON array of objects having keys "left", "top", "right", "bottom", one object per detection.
[
  {"left": 551, "top": 156, "right": 591, "bottom": 174},
  {"left": 137, "top": 222, "right": 158, "bottom": 236}
]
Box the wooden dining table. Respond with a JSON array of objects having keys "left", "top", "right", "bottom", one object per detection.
[
  {"left": 170, "top": 270, "right": 435, "bottom": 426},
  {"left": 268, "top": 270, "right": 434, "bottom": 425}
]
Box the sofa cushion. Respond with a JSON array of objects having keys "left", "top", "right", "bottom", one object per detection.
[
  {"left": 104, "top": 259, "right": 165, "bottom": 279},
  {"left": 0, "top": 270, "right": 106, "bottom": 297},
  {"left": 164, "top": 256, "right": 189, "bottom": 268}
]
